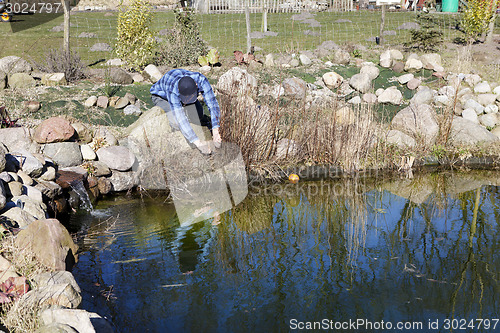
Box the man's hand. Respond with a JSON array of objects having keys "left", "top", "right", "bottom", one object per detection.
[
  {"left": 193, "top": 139, "right": 212, "bottom": 155},
  {"left": 212, "top": 128, "right": 221, "bottom": 149}
]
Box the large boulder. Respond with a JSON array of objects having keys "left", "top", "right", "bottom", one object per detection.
[
  {"left": 96, "top": 146, "right": 136, "bottom": 171},
  {"left": 34, "top": 117, "right": 75, "bottom": 144},
  {"left": 360, "top": 63, "right": 379, "bottom": 80},
  {"left": 0, "top": 56, "right": 32, "bottom": 75},
  {"left": 0, "top": 127, "right": 39, "bottom": 153},
  {"left": 420, "top": 53, "right": 443, "bottom": 71},
  {"left": 217, "top": 67, "right": 258, "bottom": 97},
  {"left": 42, "top": 142, "right": 83, "bottom": 168},
  {"left": 322, "top": 72, "right": 343, "bottom": 89},
  {"left": 8, "top": 73, "right": 36, "bottom": 89},
  {"left": 349, "top": 73, "right": 372, "bottom": 93},
  {"left": 1, "top": 206, "right": 37, "bottom": 229},
  {"left": 22, "top": 283, "right": 81, "bottom": 309},
  {"left": 391, "top": 104, "right": 439, "bottom": 146},
  {"left": 108, "top": 170, "right": 138, "bottom": 192},
  {"left": 40, "top": 308, "right": 114, "bottom": 333},
  {"left": 10, "top": 150, "right": 44, "bottom": 177},
  {"left": 109, "top": 67, "right": 133, "bottom": 85},
  {"left": 449, "top": 117, "right": 499, "bottom": 145},
  {"left": 14, "top": 218, "right": 78, "bottom": 270}
]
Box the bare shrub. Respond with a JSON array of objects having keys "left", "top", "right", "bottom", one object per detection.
[{"left": 32, "top": 48, "right": 87, "bottom": 82}]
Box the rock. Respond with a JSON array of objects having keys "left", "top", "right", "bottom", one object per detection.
[
  {"left": 105, "top": 58, "right": 124, "bottom": 66},
  {"left": 464, "top": 99, "right": 485, "bottom": 115},
  {"left": 264, "top": 54, "right": 274, "bottom": 67},
  {"left": 332, "top": 49, "right": 350, "bottom": 65},
  {"left": 11, "top": 195, "right": 46, "bottom": 220},
  {"left": 84, "top": 96, "right": 97, "bottom": 107},
  {"left": 0, "top": 145, "right": 6, "bottom": 172},
  {"left": 0, "top": 56, "right": 31, "bottom": 75},
  {"left": 485, "top": 104, "right": 499, "bottom": 114},
  {"left": 114, "top": 97, "right": 129, "bottom": 109},
  {"left": 282, "top": 77, "right": 307, "bottom": 98},
  {"left": 1, "top": 207, "right": 36, "bottom": 229},
  {"left": 392, "top": 61, "right": 405, "bottom": 73},
  {"left": 322, "top": 72, "right": 343, "bottom": 90},
  {"left": 108, "top": 170, "right": 138, "bottom": 192},
  {"left": 109, "top": 67, "right": 133, "bottom": 85},
  {"left": 299, "top": 54, "right": 312, "bottom": 66},
  {"left": 22, "top": 100, "right": 41, "bottom": 113},
  {"left": 0, "top": 255, "right": 19, "bottom": 284},
  {"left": 434, "top": 95, "right": 450, "bottom": 106},
  {"left": 407, "top": 78, "right": 421, "bottom": 90},
  {"left": 9, "top": 151, "right": 43, "bottom": 178},
  {"left": 96, "top": 96, "right": 109, "bottom": 108},
  {"left": 348, "top": 96, "right": 362, "bottom": 104},
  {"left": 15, "top": 219, "right": 78, "bottom": 270},
  {"left": 42, "top": 142, "right": 83, "bottom": 168},
  {"left": 465, "top": 74, "right": 481, "bottom": 87},
  {"left": 23, "top": 283, "right": 81, "bottom": 309},
  {"left": 478, "top": 113, "right": 498, "bottom": 128},
  {"left": 386, "top": 129, "right": 416, "bottom": 148},
  {"left": 40, "top": 166, "right": 56, "bottom": 181},
  {"left": 474, "top": 82, "right": 491, "bottom": 93},
  {"left": 362, "top": 93, "right": 378, "bottom": 104},
  {"left": 0, "top": 72, "right": 6, "bottom": 89},
  {"left": 391, "top": 104, "right": 439, "bottom": 145},
  {"left": 0, "top": 181, "right": 6, "bottom": 211},
  {"left": 97, "top": 177, "right": 112, "bottom": 195},
  {"left": 334, "top": 106, "right": 355, "bottom": 125},
  {"left": 35, "top": 271, "right": 80, "bottom": 293},
  {"left": 377, "top": 86, "right": 403, "bottom": 105},
  {"left": 477, "top": 94, "right": 497, "bottom": 106},
  {"left": 131, "top": 73, "right": 144, "bottom": 83},
  {"left": 71, "top": 122, "right": 92, "bottom": 143},
  {"left": 93, "top": 128, "right": 118, "bottom": 147},
  {"left": 276, "top": 139, "right": 299, "bottom": 159},
  {"left": 40, "top": 308, "right": 114, "bottom": 333},
  {"left": 8, "top": 73, "right": 36, "bottom": 89},
  {"left": 123, "top": 104, "right": 142, "bottom": 116},
  {"left": 17, "top": 169, "right": 33, "bottom": 185},
  {"left": 349, "top": 73, "right": 372, "bottom": 93},
  {"left": 34, "top": 180, "right": 62, "bottom": 200},
  {"left": 449, "top": 117, "right": 499, "bottom": 145},
  {"left": 493, "top": 85, "right": 500, "bottom": 96},
  {"left": 90, "top": 43, "right": 112, "bottom": 52},
  {"left": 96, "top": 146, "right": 136, "bottom": 171},
  {"left": 404, "top": 58, "right": 423, "bottom": 71},
  {"left": 124, "top": 92, "right": 136, "bottom": 104},
  {"left": 36, "top": 323, "right": 79, "bottom": 333},
  {"left": 87, "top": 161, "right": 111, "bottom": 177},
  {"left": 34, "top": 117, "right": 75, "bottom": 144},
  {"left": 5, "top": 181, "right": 22, "bottom": 197},
  {"left": 80, "top": 144, "right": 96, "bottom": 160},
  {"left": 143, "top": 64, "right": 163, "bottom": 83},
  {"left": 41, "top": 73, "right": 66, "bottom": 86},
  {"left": 398, "top": 73, "right": 414, "bottom": 84},
  {"left": 218, "top": 67, "right": 258, "bottom": 97},
  {"left": 0, "top": 172, "right": 12, "bottom": 183},
  {"left": 438, "top": 85, "right": 456, "bottom": 98},
  {"left": 420, "top": 53, "right": 442, "bottom": 71},
  {"left": 360, "top": 64, "right": 379, "bottom": 80},
  {"left": 410, "top": 87, "right": 434, "bottom": 105}
]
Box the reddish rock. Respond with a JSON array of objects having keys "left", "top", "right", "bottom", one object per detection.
[
  {"left": 34, "top": 117, "right": 75, "bottom": 144},
  {"left": 391, "top": 61, "right": 404, "bottom": 73},
  {"left": 55, "top": 170, "right": 85, "bottom": 189}
]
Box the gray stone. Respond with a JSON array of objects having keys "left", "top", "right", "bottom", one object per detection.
[
  {"left": 349, "top": 73, "right": 372, "bottom": 93},
  {"left": 410, "top": 88, "right": 434, "bottom": 105},
  {"left": 114, "top": 97, "right": 129, "bottom": 109},
  {"left": 41, "top": 73, "right": 66, "bottom": 86},
  {"left": 143, "top": 64, "right": 163, "bottom": 83},
  {"left": 87, "top": 161, "right": 111, "bottom": 177},
  {"left": 391, "top": 104, "right": 439, "bottom": 145},
  {"left": 379, "top": 50, "right": 393, "bottom": 68},
  {"left": 217, "top": 67, "right": 258, "bottom": 97},
  {"left": 386, "top": 129, "right": 416, "bottom": 148},
  {"left": 96, "top": 96, "right": 109, "bottom": 108},
  {"left": 90, "top": 43, "right": 112, "bottom": 52},
  {"left": 398, "top": 73, "right": 414, "bottom": 84},
  {"left": 404, "top": 58, "right": 423, "bottom": 71},
  {"left": 1, "top": 206, "right": 36, "bottom": 229},
  {"left": 474, "top": 82, "right": 491, "bottom": 93},
  {"left": 109, "top": 170, "right": 138, "bottom": 192},
  {"left": 449, "top": 117, "right": 499, "bottom": 145},
  {"left": 93, "top": 128, "right": 118, "bottom": 147},
  {"left": 11, "top": 195, "right": 47, "bottom": 220},
  {"left": 105, "top": 58, "right": 124, "bottom": 66},
  {"left": 420, "top": 53, "right": 442, "bottom": 71},
  {"left": 0, "top": 172, "right": 12, "bottom": 183},
  {"left": 109, "top": 67, "right": 133, "bottom": 85},
  {"left": 478, "top": 113, "right": 498, "bottom": 128},
  {"left": 6, "top": 181, "right": 22, "bottom": 197},
  {"left": 477, "top": 94, "right": 497, "bottom": 106},
  {"left": 464, "top": 99, "right": 485, "bottom": 115},
  {"left": 11, "top": 151, "right": 44, "bottom": 177},
  {"left": 40, "top": 308, "right": 114, "bottom": 333},
  {"left": 0, "top": 181, "right": 6, "bottom": 211},
  {"left": 377, "top": 86, "right": 403, "bottom": 105},
  {"left": 348, "top": 96, "right": 362, "bottom": 104},
  {"left": 80, "top": 144, "right": 96, "bottom": 160},
  {"left": 299, "top": 54, "right": 312, "bottom": 66},
  {"left": 0, "top": 127, "right": 38, "bottom": 153},
  {"left": 23, "top": 185, "right": 44, "bottom": 203},
  {"left": 42, "top": 142, "right": 83, "bottom": 168},
  {"left": 464, "top": 74, "right": 481, "bottom": 87},
  {"left": 40, "top": 166, "right": 56, "bottom": 181},
  {"left": 37, "top": 323, "right": 79, "bottom": 333},
  {"left": 362, "top": 93, "right": 378, "bottom": 104},
  {"left": 0, "top": 72, "right": 6, "bottom": 89},
  {"left": 123, "top": 104, "right": 142, "bottom": 116},
  {"left": 332, "top": 49, "right": 350, "bottom": 65},
  {"left": 434, "top": 95, "right": 450, "bottom": 106},
  {"left": 22, "top": 283, "right": 81, "bottom": 309},
  {"left": 407, "top": 78, "right": 421, "bottom": 90},
  {"left": 96, "top": 146, "right": 136, "bottom": 171},
  {"left": 282, "top": 77, "right": 307, "bottom": 98},
  {"left": 360, "top": 64, "right": 379, "bottom": 80},
  {"left": 35, "top": 271, "right": 81, "bottom": 293},
  {"left": 485, "top": 104, "right": 499, "bottom": 114},
  {"left": 17, "top": 169, "right": 33, "bottom": 185},
  {"left": 34, "top": 181, "right": 63, "bottom": 200},
  {"left": 322, "top": 72, "right": 343, "bottom": 90},
  {"left": 438, "top": 85, "right": 456, "bottom": 98},
  {"left": 0, "top": 56, "right": 32, "bottom": 75},
  {"left": 8, "top": 73, "right": 36, "bottom": 89}
]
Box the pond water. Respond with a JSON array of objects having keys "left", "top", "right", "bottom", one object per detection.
[{"left": 71, "top": 171, "right": 500, "bottom": 333}]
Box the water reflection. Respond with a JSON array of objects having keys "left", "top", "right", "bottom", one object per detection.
[{"left": 72, "top": 171, "right": 500, "bottom": 332}]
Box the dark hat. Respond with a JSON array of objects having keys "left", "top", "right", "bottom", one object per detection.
[{"left": 178, "top": 76, "right": 198, "bottom": 105}]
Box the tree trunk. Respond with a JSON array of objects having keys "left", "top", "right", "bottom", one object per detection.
[
  {"left": 485, "top": 1, "right": 498, "bottom": 44},
  {"left": 62, "top": 0, "right": 70, "bottom": 55}
]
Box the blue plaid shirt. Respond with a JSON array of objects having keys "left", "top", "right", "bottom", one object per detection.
[{"left": 150, "top": 69, "right": 220, "bottom": 143}]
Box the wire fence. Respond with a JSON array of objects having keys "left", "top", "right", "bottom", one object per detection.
[{"left": 66, "top": 8, "right": 465, "bottom": 66}]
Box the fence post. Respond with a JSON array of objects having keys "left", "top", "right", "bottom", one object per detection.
[
  {"left": 379, "top": 4, "right": 386, "bottom": 45},
  {"left": 245, "top": 4, "right": 252, "bottom": 53}
]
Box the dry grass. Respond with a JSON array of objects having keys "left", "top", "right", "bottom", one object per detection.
[{"left": 0, "top": 235, "right": 51, "bottom": 333}]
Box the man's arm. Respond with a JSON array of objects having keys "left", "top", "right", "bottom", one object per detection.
[{"left": 198, "top": 76, "right": 221, "bottom": 130}]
